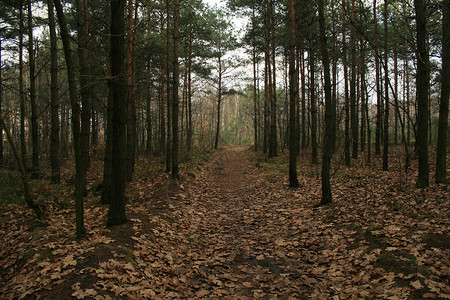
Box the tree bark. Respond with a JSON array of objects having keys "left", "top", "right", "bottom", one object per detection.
[
  {"left": 171, "top": 0, "right": 180, "bottom": 178},
  {"left": 77, "top": 0, "right": 91, "bottom": 186},
  {"left": 269, "top": 0, "right": 277, "bottom": 158},
  {"left": 48, "top": 0, "right": 60, "bottom": 184},
  {"left": 54, "top": 0, "right": 87, "bottom": 237},
  {"left": 318, "top": 0, "right": 333, "bottom": 205},
  {"left": 308, "top": 0, "right": 317, "bottom": 164},
  {"left": 19, "top": 1, "right": 27, "bottom": 170},
  {"left": 0, "top": 38, "right": 3, "bottom": 167},
  {"left": 107, "top": 0, "right": 128, "bottom": 225},
  {"left": 436, "top": 0, "right": 449, "bottom": 184},
  {"left": 28, "top": 0, "right": 39, "bottom": 179},
  {"left": 414, "top": 0, "right": 429, "bottom": 188},
  {"left": 382, "top": 0, "right": 389, "bottom": 171},
  {"left": 350, "top": 0, "right": 358, "bottom": 160},
  {"left": 374, "top": 0, "right": 382, "bottom": 156},
  {"left": 343, "top": 0, "right": 351, "bottom": 167},
  {"left": 288, "top": 0, "right": 299, "bottom": 187}
]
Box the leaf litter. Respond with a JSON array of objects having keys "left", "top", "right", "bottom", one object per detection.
[{"left": 0, "top": 147, "right": 448, "bottom": 299}]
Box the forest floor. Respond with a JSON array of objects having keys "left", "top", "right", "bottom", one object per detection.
[{"left": 0, "top": 146, "right": 449, "bottom": 299}]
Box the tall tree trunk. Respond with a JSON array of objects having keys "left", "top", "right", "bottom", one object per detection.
[
  {"left": 308, "top": 0, "right": 317, "bottom": 164},
  {"left": 435, "top": 0, "right": 449, "bottom": 184},
  {"left": 77, "top": 0, "right": 91, "bottom": 191},
  {"left": 48, "top": 0, "right": 60, "bottom": 184},
  {"left": 171, "top": 0, "right": 179, "bottom": 178},
  {"left": 187, "top": 34, "right": 193, "bottom": 152},
  {"left": 414, "top": 0, "right": 429, "bottom": 188},
  {"left": 382, "top": 0, "right": 389, "bottom": 171},
  {"left": 343, "top": 0, "right": 351, "bottom": 166},
  {"left": 54, "top": 0, "right": 87, "bottom": 237},
  {"left": 146, "top": 66, "right": 152, "bottom": 153},
  {"left": 165, "top": 0, "right": 172, "bottom": 172},
  {"left": 374, "top": 0, "right": 382, "bottom": 155},
  {"left": 331, "top": 0, "right": 337, "bottom": 154},
  {"left": 126, "top": 0, "right": 135, "bottom": 181},
  {"left": 263, "top": 0, "right": 270, "bottom": 155},
  {"left": 350, "top": 0, "right": 358, "bottom": 160},
  {"left": 28, "top": 0, "right": 39, "bottom": 179},
  {"left": 214, "top": 55, "right": 222, "bottom": 150},
  {"left": 301, "top": 51, "right": 306, "bottom": 150},
  {"left": 318, "top": 0, "right": 333, "bottom": 205},
  {"left": 107, "top": 0, "right": 127, "bottom": 225},
  {"left": 269, "top": 0, "right": 277, "bottom": 158},
  {"left": 360, "top": 40, "right": 366, "bottom": 153},
  {"left": 253, "top": 40, "right": 258, "bottom": 151},
  {"left": 288, "top": 0, "right": 298, "bottom": 187},
  {"left": 19, "top": 1, "right": 27, "bottom": 170},
  {"left": 0, "top": 38, "right": 3, "bottom": 167},
  {"left": 394, "top": 49, "right": 398, "bottom": 145}
]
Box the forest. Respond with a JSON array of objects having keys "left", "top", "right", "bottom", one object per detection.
[{"left": 0, "top": 0, "right": 448, "bottom": 298}]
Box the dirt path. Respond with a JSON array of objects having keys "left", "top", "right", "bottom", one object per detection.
[
  {"left": 134, "top": 147, "right": 317, "bottom": 298},
  {"left": 3, "top": 147, "right": 447, "bottom": 299}
]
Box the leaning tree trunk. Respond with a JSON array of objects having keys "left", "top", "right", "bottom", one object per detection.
[
  {"left": 0, "top": 117, "right": 45, "bottom": 219},
  {"left": 414, "top": 0, "right": 430, "bottom": 188},
  {"left": 54, "top": 0, "right": 86, "bottom": 237}
]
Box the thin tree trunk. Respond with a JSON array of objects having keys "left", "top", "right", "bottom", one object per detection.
[
  {"left": 214, "top": 55, "right": 222, "bottom": 150},
  {"left": 28, "top": 0, "right": 39, "bottom": 179},
  {"left": 374, "top": 0, "right": 382, "bottom": 155},
  {"left": 49, "top": 0, "right": 60, "bottom": 183},
  {"left": 19, "top": 1, "right": 27, "bottom": 170},
  {"left": 394, "top": 49, "right": 398, "bottom": 145},
  {"left": 343, "top": 0, "right": 350, "bottom": 166},
  {"left": 350, "top": 0, "right": 358, "bottom": 159},
  {"left": 187, "top": 34, "right": 193, "bottom": 152},
  {"left": 308, "top": 0, "right": 317, "bottom": 164},
  {"left": 77, "top": 0, "right": 91, "bottom": 191},
  {"left": 301, "top": 51, "right": 306, "bottom": 150},
  {"left": 253, "top": 41, "right": 258, "bottom": 151},
  {"left": 414, "top": 0, "right": 429, "bottom": 187},
  {"left": 318, "top": 0, "right": 333, "bottom": 205},
  {"left": 382, "top": 0, "right": 389, "bottom": 171},
  {"left": 269, "top": 0, "right": 277, "bottom": 158},
  {"left": 288, "top": 0, "right": 298, "bottom": 187},
  {"left": 126, "top": 0, "right": 135, "bottom": 181},
  {"left": 0, "top": 38, "right": 2, "bottom": 167},
  {"left": 165, "top": 0, "right": 172, "bottom": 172},
  {"left": 0, "top": 117, "right": 45, "bottom": 219},
  {"left": 171, "top": 0, "right": 180, "bottom": 178},
  {"left": 436, "top": 0, "right": 449, "bottom": 184}
]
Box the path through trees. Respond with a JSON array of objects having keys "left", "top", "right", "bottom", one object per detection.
[{"left": 1, "top": 148, "right": 448, "bottom": 298}]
